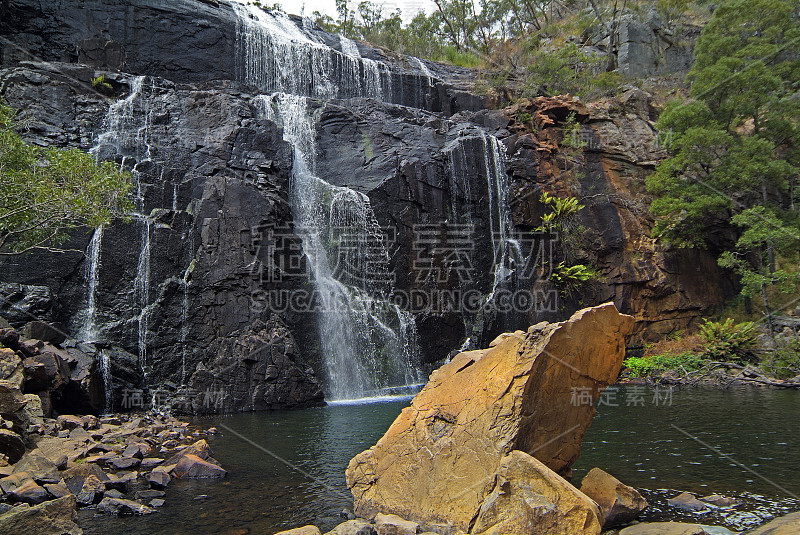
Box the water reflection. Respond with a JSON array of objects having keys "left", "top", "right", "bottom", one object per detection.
[{"left": 79, "top": 387, "right": 799, "bottom": 534}]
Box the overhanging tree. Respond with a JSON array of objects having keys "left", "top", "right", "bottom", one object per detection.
[{"left": 0, "top": 102, "right": 133, "bottom": 255}]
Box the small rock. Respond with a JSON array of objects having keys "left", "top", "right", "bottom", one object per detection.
[
  {"left": 148, "top": 467, "right": 171, "bottom": 489},
  {"left": 81, "top": 415, "right": 98, "bottom": 429},
  {"left": 0, "top": 471, "right": 33, "bottom": 494},
  {"left": 375, "top": 513, "right": 418, "bottom": 535},
  {"left": 135, "top": 489, "right": 165, "bottom": 500},
  {"left": 0, "top": 429, "right": 25, "bottom": 464},
  {"left": 699, "top": 494, "right": 738, "bottom": 507},
  {"left": 274, "top": 527, "right": 322, "bottom": 535},
  {"left": 104, "top": 489, "right": 126, "bottom": 499},
  {"left": 0, "top": 380, "right": 26, "bottom": 414},
  {"left": 61, "top": 463, "right": 110, "bottom": 494},
  {"left": 580, "top": 467, "right": 648, "bottom": 526},
  {"left": 9, "top": 479, "right": 50, "bottom": 504},
  {"left": 325, "top": 519, "right": 376, "bottom": 535},
  {"left": 22, "top": 321, "right": 67, "bottom": 345},
  {"left": 668, "top": 492, "right": 709, "bottom": 512},
  {"left": 99, "top": 416, "right": 121, "bottom": 426},
  {"left": 12, "top": 452, "right": 60, "bottom": 484},
  {"left": 104, "top": 471, "right": 139, "bottom": 492},
  {"left": 44, "top": 482, "right": 72, "bottom": 499},
  {"left": 76, "top": 474, "right": 105, "bottom": 505},
  {"left": 140, "top": 457, "right": 163, "bottom": 469},
  {"left": 97, "top": 496, "right": 156, "bottom": 515},
  {"left": 108, "top": 456, "right": 140, "bottom": 470},
  {"left": 171, "top": 454, "right": 226, "bottom": 479},
  {"left": 68, "top": 427, "right": 92, "bottom": 442},
  {"left": 149, "top": 498, "right": 165, "bottom": 507},
  {"left": 123, "top": 442, "right": 150, "bottom": 459},
  {"left": 56, "top": 415, "right": 84, "bottom": 431},
  {"left": 164, "top": 438, "right": 212, "bottom": 466},
  {"left": 207, "top": 427, "right": 217, "bottom": 434}
]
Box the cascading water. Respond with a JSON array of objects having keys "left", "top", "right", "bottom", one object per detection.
[
  {"left": 135, "top": 218, "right": 152, "bottom": 373},
  {"left": 99, "top": 350, "right": 113, "bottom": 414},
  {"left": 232, "top": 1, "right": 391, "bottom": 101},
  {"left": 90, "top": 75, "right": 159, "bottom": 376},
  {"left": 79, "top": 226, "right": 104, "bottom": 341},
  {"left": 444, "top": 130, "right": 522, "bottom": 346},
  {"left": 255, "top": 93, "right": 420, "bottom": 400}
]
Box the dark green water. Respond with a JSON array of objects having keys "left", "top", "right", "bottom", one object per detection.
[{"left": 80, "top": 387, "right": 800, "bottom": 534}]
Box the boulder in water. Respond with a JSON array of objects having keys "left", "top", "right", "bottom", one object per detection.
[
  {"left": 346, "top": 303, "right": 633, "bottom": 532},
  {"left": 579, "top": 467, "right": 648, "bottom": 526}
]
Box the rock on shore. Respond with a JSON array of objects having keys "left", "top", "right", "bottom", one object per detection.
[{"left": 346, "top": 303, "right": 634, "bottom": 533}]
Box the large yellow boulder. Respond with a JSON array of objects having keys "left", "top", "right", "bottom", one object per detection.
[{"left": 346, "top": 303, "right": 633, "bottom": 532}]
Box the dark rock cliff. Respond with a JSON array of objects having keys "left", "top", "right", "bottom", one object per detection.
[{"left": 0, "top": 0, "right": 733, "bottom": 412}]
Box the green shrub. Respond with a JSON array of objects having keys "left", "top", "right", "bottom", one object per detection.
[
  {"left": 91, "top": 75, "right": 112, "bottom": 92},
  {"left": 762, "top": 338, "right": 800, "bottom": 379},
  {"left": 624, "top": 352, "right": 704, "bottom": 377},
  {"left": 699, "top": 318, "right": 759, "bottom": 364}
]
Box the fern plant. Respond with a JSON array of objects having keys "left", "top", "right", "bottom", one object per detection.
[{"left": 699, "top": 318, "right": 759, "bottom": 364}]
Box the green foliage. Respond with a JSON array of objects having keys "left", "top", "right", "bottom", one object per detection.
[
  {"left": 0, "top": 102, "right": 133, "bottom": 254},
  {"left": 763, "top": 338, "right": 800, "bottom": 379},
  {"left": 551, "top": 261, "right": 597, "bottom": 286},
  {"left": 647, "top": 0, "right": 799, "bottom": 317},
  {"left": 698, "top": 318, "right": 759, "bottom": 364},
  {"left": 91, "top": 75, "right": 112, "bottom": 92},
  {"left": 535, "top": 192, "right": 584, "bottom": 236},
  {"left": 624, "top": 352, "right": 704, "bottom": 377},
  {"left": 717, "top": 206, "right": 800, "bottom": 298},
  {"left": 522, "top": 43, "right": 619, "bottom": 98}
]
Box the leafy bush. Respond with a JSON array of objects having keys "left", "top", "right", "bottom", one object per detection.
[
  {"left": 624, "top": 352, "right": 704, "bottom": 377},
  {"left": 550, "top": 261, "right": 598, "bottom": 296},
  {"left": 699, "top": 318, "right": 759, "bottom": 364},
  {"left": 91, "top": 75, "right": 112, "bottom": 92},
  {"left": 762, "top": 338, "right": 800, "bottom": 379},
  {"left": 522, "top": 43, "right": 621, "bottom": 99}
]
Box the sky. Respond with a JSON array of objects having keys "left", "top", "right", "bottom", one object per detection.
[{"left": 274, "top": 0, "right": 436, "bottom": 20}]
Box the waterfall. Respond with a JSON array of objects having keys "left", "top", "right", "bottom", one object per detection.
[
  {"left": 135, "top": 218, "right": 152, "bottom": 374},
  {"left": 90, "top": 75, "right": 162, "bottom": 376},
  {"left": 445, "top": 131, "right": 521, "bottom": 308},
  {"left": 79, "top": 226, "right": 104, "bottom": 341},
  {"left": 232, "top": 1, "right": 391, "bottom": 101},
  {"left": 99, "top": 350, "right": 112, "bottom": 414},
  {"left": 256, "top": 93, "right": 420, "bottom": 400}
]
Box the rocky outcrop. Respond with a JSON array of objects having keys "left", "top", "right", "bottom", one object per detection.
[
  {"left": 0, "top": 0, "right": 736, "bottom": 410},
  {"left": 346, "top": 303, "right": 633, "bottom": 532},
  {"left": 0, "top": 0, "right": 481, "bottom": 113},
  {"left": 579, "top": 467, "right": 648, "bottom": 527},
  {"left": 0, "top": 494, "right": 82, "bottom": 534},
  {"left": 502, "top": 91, "right": 736, "bottom": 343},
  {"left": 187, "top": 316, "right": 324, "bottom": 413}
]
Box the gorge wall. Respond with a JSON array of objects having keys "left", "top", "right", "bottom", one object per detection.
[{"left": 0, "top": 0, "right": 734, "bottom": 413}]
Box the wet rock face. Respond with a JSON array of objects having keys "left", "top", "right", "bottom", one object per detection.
[
  {"left": 0, "top": 0, "right": 482, "bottom": 113},
  {"left": 345, "top": 303, "right": 633, "bottom": 531},
  {"left": 0, "top": 62, "right": 322, "bottom": 410},
  {"left": 188, "top": 316, "right": 324, "bottom": 413}
]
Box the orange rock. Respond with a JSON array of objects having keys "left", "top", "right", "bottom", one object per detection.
[{"left": 346, "top": 303, "right": 633, "bottom": 532}]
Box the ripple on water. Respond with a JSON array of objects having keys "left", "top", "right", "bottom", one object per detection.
[{"left": 80, "top": 386, "right": 799, "bottom": 533}]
